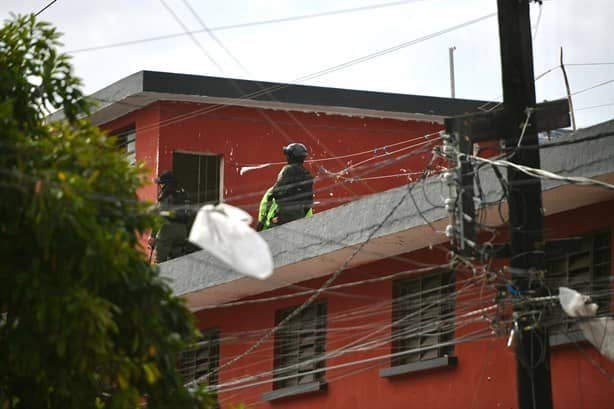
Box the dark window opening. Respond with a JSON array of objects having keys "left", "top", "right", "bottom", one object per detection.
[
  {"left": 173, "top": 152, "right": 222, "bottom": 205},
  {"left": 391, "top": 271, "right": 455, "bottom": 367}
]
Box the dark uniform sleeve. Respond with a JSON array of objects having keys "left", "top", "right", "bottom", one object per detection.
[
  {"left": 271, "top": 165, "right": 299, "bottom": 202},
  {"left": 272, "top": 165, "right": 314, "bottom": 205}
]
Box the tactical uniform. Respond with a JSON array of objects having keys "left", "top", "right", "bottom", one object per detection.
[
  {"left": 154, "top": 172, "right": 191, "bottom": 262},
  {"left": 257, "top": 186, "right": 313, "bottom": 231},
  {"left": 271, "top": 163, "right": 314, "bottom": 225},
  {"left": 256, "top": 143, "right": 314, "bottom": 230}
]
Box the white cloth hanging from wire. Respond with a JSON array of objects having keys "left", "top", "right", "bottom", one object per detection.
[
  {"left": 188, "top": 203, "right": 273, "bottom": 279},
  {"left": 558, "top": 286, "right": 614, "bottom": 361}
]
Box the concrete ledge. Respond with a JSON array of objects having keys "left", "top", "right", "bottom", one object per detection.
[
  {"left": 550, "top": 331, "right": 584, "bottom": 347},
  {"left": 261, "top": 381, "right": 327, "bottom": 402},
  {"left": 160, "top": 120, "right": 614, "bottom": 309},
  {"left": 379, "top": 355, "right": 457, "bottom": 378}
]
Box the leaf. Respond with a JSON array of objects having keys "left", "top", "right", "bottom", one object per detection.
[
  {"left": 117, "top": 372, "right": 129, "bottom": 390},
  {"left": 142, "top": 363, "right": 160, "bottom": 385}
]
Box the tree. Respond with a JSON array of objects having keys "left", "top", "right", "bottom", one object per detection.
[{"left": 0, "top": 15, "right": 214, "bottom": 409}]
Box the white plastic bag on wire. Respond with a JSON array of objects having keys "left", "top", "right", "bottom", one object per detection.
[
  {"left": 558, "top": 287, "right": 614, "bottom": 361},
  {"left": 188, "top": 203, "right": 273, "bottom": 279}
]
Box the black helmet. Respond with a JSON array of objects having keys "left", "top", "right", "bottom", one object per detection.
[
  {"left": 155, "top": 170, "right": 177, "bottom": 185},
  {"left": 283, "top": 143, "right": 308, "bottom": 160}
]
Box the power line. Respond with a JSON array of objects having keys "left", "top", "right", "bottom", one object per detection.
[
  {"left": 514, "top": 129, "right": 614, "bottom": 151},
  {"left": 158, "top": 0, "right": 224, "bottom": 73},
  {"left": 180, "top": 0, "right": 250, "bottom": 75},
  {"left": 567, "top": 62, "right": 614, "bottom": 67},
  {"left": 295, "top": 12, "right": 496, "bottom": 83},
  {"left": 66, "top": 0, "right": 424, "bottom": 54},
  {"left": 188, "top": 175, "right": 415, "bottom": 387},
  {"left": 576, "top": 102, "right": 614, "bottom": 112},
  {"left": 466, "top": 153, "right": 614, "bottom": 192},
  {"left": 571, "top": 78, "right": 614, "bottom": 97},
  {"left": 35, "top": 0, "right": 59, "bottom": 16},
  {"left": 82, "top": 10, "right": 497, "bottom": 147}
]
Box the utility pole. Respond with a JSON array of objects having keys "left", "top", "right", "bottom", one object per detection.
[
  {"left": 445, "top": 1, "right": 571, "bottom": 408},
  {"left": 497, "top": 1, "right": 552, "bottom": 408},
  {"left": 449, "top": 46, "right": 456, "bottom": 98}
]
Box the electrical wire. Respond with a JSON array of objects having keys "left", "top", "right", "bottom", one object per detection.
[
  {"left": 466, "top": 154, "right": 614, "bottom": 192},
  {"left": 293, "top": 12, "right": 497, "bottom": 84},
  {"left": 215, "top": 327, "right": 495, "bottom": 395},
  {"left": 576, "top": 102, "right": 614, "bottom": 112},
  {"left": 35, "top": 0, "right": 59, "bottom": 16},
  {"left": 185, "top": 186, "right": 498, "bottom": 384},
  {"left": 197, "top": 264, "right": 448, "bottom": 310},
  {"left": 159, "top": 0, "right": 224, "bottom": 73},
  {"left": 187, "top": 178, "right": 413, "bottom": 387},
  {"left": 180, "top": 0, "right": 250, "bottom": 75},
  {"left": 152, "top": 0, "right": 384, "bottom": 200},
  {"left": 190, "top": 277, "right": 488, "bottom": 378},
  {"left": 66, "top": 0, "right": 425, "bottom": 54},
  {"left": 571, "top": 78, "right": 614, "bottom": 97},
  {"left": 75, "top": 10, "right": 497, "bottom": 145}
]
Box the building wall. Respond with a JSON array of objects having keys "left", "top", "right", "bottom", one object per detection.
[
  {"left": 98, "top": 101, "right": 614, "bottom": 407},
  {"left": 193, "top": 201, "right": 614, "bottom": 409},
  {"left": 99, "top": 101, "right": 161, "bottom": 203},
  {"left": 103, "top": 100, "right": 443, "bottom": 219}
]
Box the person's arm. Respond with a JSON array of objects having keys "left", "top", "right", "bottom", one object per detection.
[{"left": 271, "top": 165, "right": 299, "bottom": 201}]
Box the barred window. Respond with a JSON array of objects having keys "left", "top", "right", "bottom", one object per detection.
[
  {"left": 273, "top": 302, "right": 327, "bottom": 391},
  {"left": 113, "top": 127, "right": 136, "bottom": 165},
  {"left": 546, "top": 230, "right": 611, "bottom": 345},
  {"left": 178, "top": 328, "right": 220, "bottom": 387},
  {"left": 391, "top": 271, "right": 455, "bottom": 367}
]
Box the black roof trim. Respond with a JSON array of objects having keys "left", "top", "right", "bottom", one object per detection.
[
  {"left": 140, "top": 70, "right": 488, "bottom": 117},
  {"left": 49, "top": 70, "right": 493, "bottom": 124}
]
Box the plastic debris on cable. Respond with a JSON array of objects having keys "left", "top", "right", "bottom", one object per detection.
[
  {"left": 188, "top": 203, "right": 273, "bottom": 279},
  {"left": 558, "top": 287, "right": 614, "bottom": 361},
  {"left": 239, "top": 163, "right": 272, "bottom": 175}
]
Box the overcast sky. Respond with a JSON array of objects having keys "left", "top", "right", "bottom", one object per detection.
[{"left": 2, "top": 0, "right": 613, "bottom": 128}]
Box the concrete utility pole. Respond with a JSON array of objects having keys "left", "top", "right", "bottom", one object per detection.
[{"left": 445, "top": 1, "right": 571, "bottom": 408}]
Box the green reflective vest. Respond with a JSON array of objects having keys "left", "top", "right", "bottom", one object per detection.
[{"left": 258, "top": 187, "right": 313, "bottom": 231}]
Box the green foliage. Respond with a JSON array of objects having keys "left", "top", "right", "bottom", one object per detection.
[{"left": 0, "top": 15, "right": 213, "bottom": 409}]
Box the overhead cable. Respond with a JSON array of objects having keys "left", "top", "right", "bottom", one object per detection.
[
  {"left": 466, "top": 154, "right": 614, "bottom": 192},
  {"left": 79, "top": 11, "right": 497, "bottom": 143},
  {"left": 188, "top": 176, "right": 414, "bottom": 387},
  {"left": 67, "top": 0, "right": 424, "bottom": 54},
  {"left": 35, "top": 0, "right": 59, "bottom": 16}
]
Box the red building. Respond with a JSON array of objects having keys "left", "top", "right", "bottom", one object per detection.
[{"left": 84, "top": 71, "right": 614, "bottom": 408}]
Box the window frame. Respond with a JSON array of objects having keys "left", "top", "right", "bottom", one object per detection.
[
  {"left": 262, "top": 301, "right": 327, "bottom": 401},
  {"left": 546, "top": 229, "right": 611, "bottom": 346},
  {"left": 111, "top": 126, "right": 136, "bottom": 165},
  {"left": 381, "top": 270, "right": 456, "bottom": 378},
  {"left": 173, "top": 151, "right": 224, "bottom": 206},
  {"left": 177, "top": 328, "right": 220, "bottom": 388}
]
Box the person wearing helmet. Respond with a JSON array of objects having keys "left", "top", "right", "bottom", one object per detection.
[
  {"left": 151, "top": 170, "right": 191, "bottom": 262},
  {"left": 259, "top": 143, "right": 314, "bottom": 229}
]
